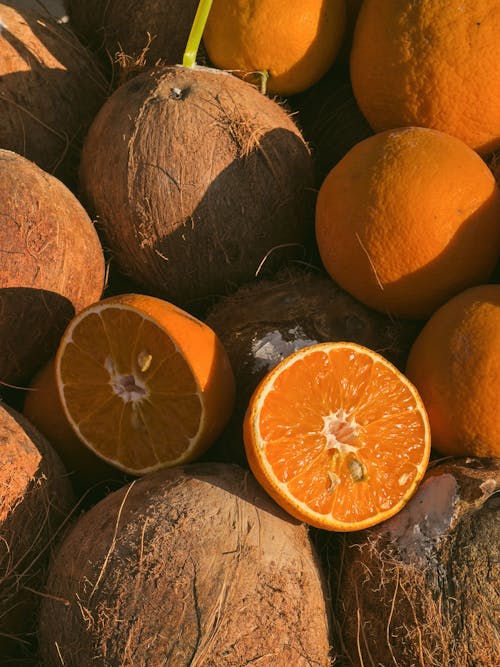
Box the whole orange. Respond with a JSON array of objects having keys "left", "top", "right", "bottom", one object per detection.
[
  {"left": 350, "top": 0, "right": 500, "bottom": 154},
  {"left": 315, "top": 127, "right": 500, "bottom": 320},
  {"left": 406, "top": 285, "right": 500, "bottom": 458},
  {"left": 203, "top": 0, "right": 346, "bottom": 95}
]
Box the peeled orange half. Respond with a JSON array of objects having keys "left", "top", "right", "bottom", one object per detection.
[
  {"left": 244, "top": 342, "right": 430, "bottom": 531},
  {"left": 55, "top": 294, "right": 236, "bottom": 475}
]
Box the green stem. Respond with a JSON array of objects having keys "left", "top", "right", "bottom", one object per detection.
[{"left": 183, "top": 0, "right": 214, "bottom": 68}]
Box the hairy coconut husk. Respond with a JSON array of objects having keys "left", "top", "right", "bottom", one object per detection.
[
  {"left": 0, "top": 3, "right": 108, "bottom": 187},
  {"left": 64, "top": 0, "right": 200, "bottom": 70},
  {"left": 202, "top": 266, "right": 421, "bottom": 466},
  {"left": 330, "top": 457, "right": 500, "bottom": 667},
  {"left": 289, "top": 66, "right": 373, "bottom": 187},
  {"left": 39, "top": 463, "right": 333, "bottom": 666},
  {"left": 79, "top": 66, "right": 315, "bottom": 309},
  {"left": 0, "top": 150, "right": 105, "bottom": 386},
  {"left": 0, "top": 403, "right": 75, "bottom": 663}
]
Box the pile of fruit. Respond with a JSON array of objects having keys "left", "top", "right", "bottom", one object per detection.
[{"left": 1, "top": 1, "right": 499, "bottom": 665}]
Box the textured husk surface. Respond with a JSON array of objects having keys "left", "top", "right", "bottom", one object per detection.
[
  {"left": 0, "top": 3, "right": 108, "bottom": 187},
  {"left": 330, "top": 457, "right": 500, "bottom": 667},
  {"left": 202, "top": 266, "right": 421, "bottom": 466},
  {"left": 39, "top": 463, "right": 333, "bottom": 666},
  {"left": 0, "top": 403, "right": 74, "bottom": 664},
  {"left": 0, "top": 150, "right": 105, "bottom": 386},
  {"left": 289, "top": 66, "right": 373, "bottom": 187},
  {"left": 64, "top": 0, "right": 199, "bottom": 70},
  {"left": 80, "top": 65, "right": 315, "bottom": 308}
]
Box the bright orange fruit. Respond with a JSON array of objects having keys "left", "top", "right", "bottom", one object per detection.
[
  {"left": 203, "top": 0, "right": 346, "bottom": 95},
  {"left": 55, "top": 294, "right": 236, "bottom": 475},
  {"left": 350, "top": 0, "right": 500, "bottom": 154},
  {"left": 315, "top": 127, "right": 500, "bottom": 320},
  {"left": 23, "top": 357, "right": 118, "bottom": 490},
  {"left": 406, "top": 284, "right": 500, "bottom": 458},
  {"left": 244, "top": 342, "right": 431, "bottom": 531}
]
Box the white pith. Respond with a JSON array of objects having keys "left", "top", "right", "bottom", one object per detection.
[
  {"left": 321, "top": 408, "right": 361, "bottom": 455},
  {"left": 105, "top": 356, "right": 148, "bottom": 403}
]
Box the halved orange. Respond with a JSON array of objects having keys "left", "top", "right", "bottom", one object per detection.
[
  {"left": 55, "top": 294, "right": 236, "bottom": 475},
  {"left": 243, "top": 342, "right": 431, "bottom": 531}
]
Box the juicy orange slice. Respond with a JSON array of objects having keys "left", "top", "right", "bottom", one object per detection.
[
  {"left": 244, "top": 342, "right": 431, "bottom": 531},
  {"left": 55, "top": 294, "right": 235, "bottom": 474}
]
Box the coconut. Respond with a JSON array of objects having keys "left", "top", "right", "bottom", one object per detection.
[
  {"left": 79, "top": 66, "right": 315, "bottom": 309},
  {"left": 0, "top": 150, "right": 105, "bottom": 387},
  {"left": 202, "top": 266, "right": 421, "bottom": 466},
  {"left": 331, "top": 457, "right": 500, "bottom": 667},
  {"left": 64, "top": 0, "right": 200, "bottom": 70},
  {"left": 289, "top": 65, "right": 373, "bottom": 186},
  {"left": 39, "top": 462, "right": 333, "bottom": 666},
  {"left": 0, "top": 2, "right": 108, "bottom": 187},
  {"left": 0, "top": 402, "right": 74, "bottom": 662}
]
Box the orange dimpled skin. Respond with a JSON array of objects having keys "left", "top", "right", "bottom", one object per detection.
[
  {"left": 350, "top": 0, "right": 500, "bottom": 154},
  {"left": 55, "top": 294, "right": 236, "bottom": 474},
  {"left": 406, "top": 285, "right": 500, "bottom": 458},
  {"left": 244, "top": 342, "right": 431, "bottom": 531},
  {"left": 315, "top": 127, "right": 500, "bottom": 320}
]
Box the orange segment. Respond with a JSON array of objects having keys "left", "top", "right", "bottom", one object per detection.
[
  {"left": 244, "top": 342, "right": 430, "bottom": 531},
  {"left": 56, "top": 294, "right": 236, "bottom": 474}
]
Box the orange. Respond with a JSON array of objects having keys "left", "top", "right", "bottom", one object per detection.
[
  {"left": 55, "top": 294, "right": 236, "bottom": 475},
  {"left": 243, "top": 342, "right": 431, "bottom": 531},
  {"left": 350, "top": 0, "right": 500, "bottom": 154},
  {"left": 23, "top": 357, "right": 118, "bottom": 489},
  {"left": 406, "top": 285, "right": 500, "bottom": 458},
  {"left": 315, "top": 127, "right": 500, "bottom": 320},
  {"left": 203, "top": 0, "right": 346, "bottom": 95}
]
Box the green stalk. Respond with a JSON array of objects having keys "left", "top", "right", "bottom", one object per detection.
[{"left": 183, "top": 0, "right": 214, "bottom": 68}]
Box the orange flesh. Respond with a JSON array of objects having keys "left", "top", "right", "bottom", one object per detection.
[
  {"left": 254, "top": 346, "right": 429, "bottom": 526},
  {"left": 58, "top": 306, "right": 202, "bottom": 471}
]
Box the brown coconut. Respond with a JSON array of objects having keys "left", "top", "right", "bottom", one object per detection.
[
  {"left": 0, "top": 2, "right": 108, "bottom": 187},
  {"left": 0, "top": 150, "right": 105, "bottom": 386},
  {"left": 64, "top": 0, "right": 201, "bottom": 71},
  {"left": 289, "top": 66, "right": 373, "bottom": 187},
  {"left": 331, "top": 457, "right": 500, "bottom": 667},
  {"left": 79, "top": 66, "right": 315, "bottom": 308},
  {"left": 202, "top": 266, "right": 421, "bottom": 466},
  {"left": 0, "top": 402, "right": 74, "bottom": 662},
  {"left": 39, "top": 462, "right": 333, "bottom": 666}
]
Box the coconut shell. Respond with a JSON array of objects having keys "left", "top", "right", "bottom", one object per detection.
[
  {"left": 331, "top": 457, "right": 500, "bottom": 667},
  {"left": 202, "top": 266, "right": 421, "bottom": 466},
  {"left": 0, "top": 403, "right": 74, "bottom": 662},
  {"left": 79, "top": 66, "right": 315, "bottom": 308},
  {"left": 0, "top": 150, "right": 105, "bottom": 386},
  {"left": 64, "top": 0, "right": 201, "bottom": 70},
  {"left": 289, "top": 66, "right": 373, "bottom": 187},
  {"left": 0, "top": 3, "right": 108, "bottom": 187},
  {"left": 39, "top": 462, "right": 333, "bottom": 666}
]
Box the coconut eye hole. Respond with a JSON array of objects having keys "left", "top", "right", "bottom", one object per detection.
[{"left": 169, "top": 87, "right": 189, "bottom": 101}]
